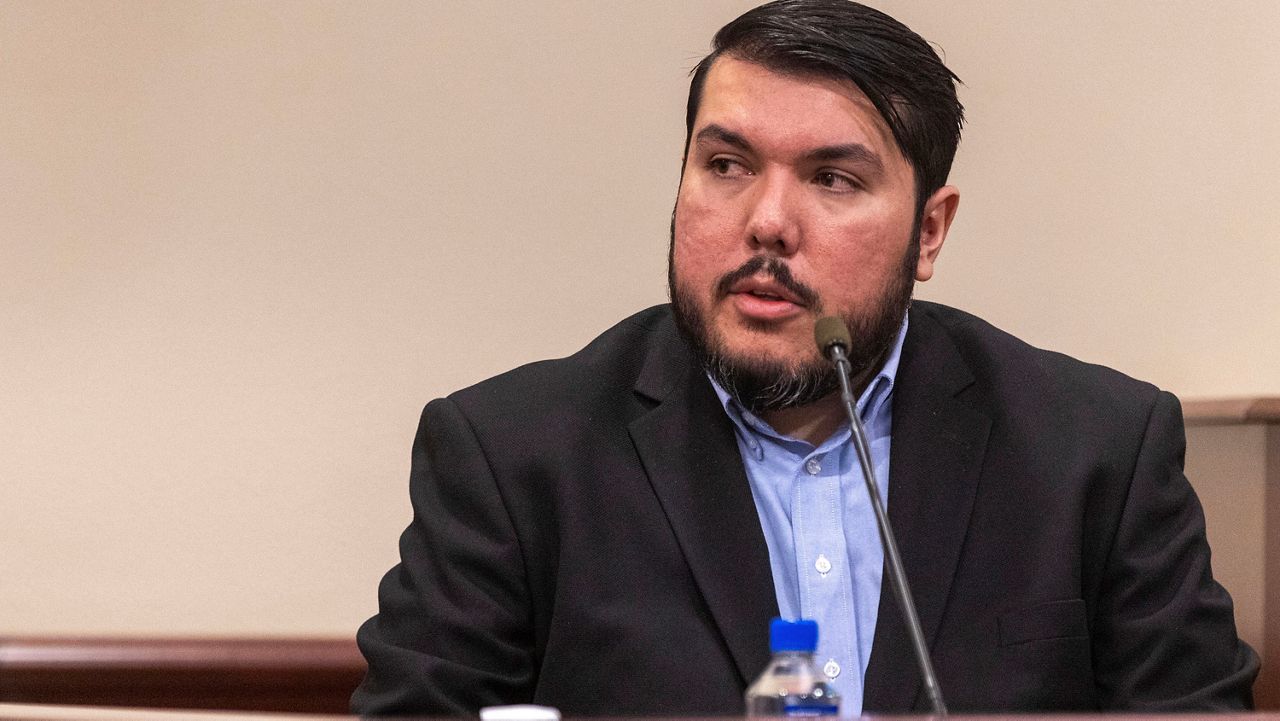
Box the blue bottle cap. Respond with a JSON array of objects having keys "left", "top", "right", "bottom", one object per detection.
[{"left": 770, "top": 617, "right": 819, "bottom": 652}]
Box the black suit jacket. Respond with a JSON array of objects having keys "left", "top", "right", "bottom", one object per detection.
[{"left": 352, "top": 302, "right": 1257, "bottom": 715}]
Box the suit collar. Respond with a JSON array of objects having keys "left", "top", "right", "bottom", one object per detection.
[
  {"left": 628, "top": 312, "right": 778, "bottom": 687},
  {"left": 863, "top": 301, "right": 992, "bottom": 712}
]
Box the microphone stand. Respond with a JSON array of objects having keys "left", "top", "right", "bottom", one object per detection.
[{"left": 827, "top": 342, "right": 948, "bottom": 717}]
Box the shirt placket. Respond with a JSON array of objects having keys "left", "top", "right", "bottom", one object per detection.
[{"left": 793, "top": 447, "right": 857, "bottom": 705}]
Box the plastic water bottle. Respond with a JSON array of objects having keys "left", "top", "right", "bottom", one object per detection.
[{"left": 745, "top": 618, "right": 841, "bottom": 717}]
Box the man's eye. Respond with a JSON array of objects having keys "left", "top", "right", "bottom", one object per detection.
[
  {"left": 708, "top": 158, "right": 747, "bottom": 176},
  {"left": 815, "top": 171, "right": 858, "bottom": 191}
]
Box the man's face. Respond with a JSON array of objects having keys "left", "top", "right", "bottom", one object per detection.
[{"left": 671, "top": 55, "right": 949, "bottom": 412}]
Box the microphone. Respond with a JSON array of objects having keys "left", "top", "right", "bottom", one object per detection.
[{"left": 814, "top": 316, "right": 948, "bottom": 717}]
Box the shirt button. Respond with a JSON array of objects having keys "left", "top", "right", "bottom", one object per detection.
[
  {"left": 814, "top": 554, "right": 832, "bottom": 575},
  {"left": 824, "top": 659, "right": 841, "bottom": 679},
  {"left": 804, "top": 458, "right": 822, "bottom": 475}
]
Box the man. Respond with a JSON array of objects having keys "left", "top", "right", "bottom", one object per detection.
[{"left": 353, "top": 0, "right": 1258, "bottom": 715}]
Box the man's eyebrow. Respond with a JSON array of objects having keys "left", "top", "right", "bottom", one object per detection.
[
  {"left": 694, "top": 125, "right": 885, "bottom": 174},
  {"left": 806, "top": 143, "right": 884, "bottom": 173},
  {"left": 694, "top": 124, "right": 753, "bottom": 153}
]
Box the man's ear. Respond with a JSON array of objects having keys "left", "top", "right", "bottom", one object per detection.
[{"left": 915, "top": 185, "right": 960, "bottom": 282}]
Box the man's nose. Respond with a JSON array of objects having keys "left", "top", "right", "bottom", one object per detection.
[{"left": 744, "top": 173, "right": 801, "bottom": 255}]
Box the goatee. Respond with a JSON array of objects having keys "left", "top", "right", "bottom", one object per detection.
[{"left": 669, "top": 241, "right": 917, "bottom": 416}]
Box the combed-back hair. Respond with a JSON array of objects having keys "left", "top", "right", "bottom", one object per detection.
[{"left": 685, "top": 0, "right": 964, "bottom": 209}]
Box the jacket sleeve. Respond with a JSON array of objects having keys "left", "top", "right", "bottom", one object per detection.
[
  {"left": 1090, "top": 390, "right": 1259, "bottom": 710},
  {"left": 351, "top": 398, "right": 536, "bottom": 716}
]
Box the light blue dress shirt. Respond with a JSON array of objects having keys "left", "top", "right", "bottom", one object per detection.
[{"left": 710, "top": 316, "right": 908, "bottom": 716}]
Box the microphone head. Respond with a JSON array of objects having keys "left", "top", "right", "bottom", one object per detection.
[{"left": 814, "top": 316, "right": 852, "bottom": 355}]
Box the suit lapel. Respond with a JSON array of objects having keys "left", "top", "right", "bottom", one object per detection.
[
  {"left": 627, "top": 322, "right": 778, "bottom": 687},
  {"left": 863, "top": 304, "right": 992, "bottom": 712}
]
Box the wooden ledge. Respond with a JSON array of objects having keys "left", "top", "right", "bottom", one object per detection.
[
  {"left": 0, "top": 637, "right": 364, "bottom": 713},
  {"left": 1183, "top": 397, "right": 1280, "bottom": 426},
  {"left": 0, "top": 637, "right": 360, "bottom": 668}
]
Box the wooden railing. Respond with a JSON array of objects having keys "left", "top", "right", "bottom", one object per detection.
[
  {"left": 0, "top": 637, "right": 364, "bottom": 713},
  {"left": 1183, "top": 397, "right": 1280, "bottom": 425}
]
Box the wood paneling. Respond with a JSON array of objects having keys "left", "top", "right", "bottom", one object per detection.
[
  {"left": 1181, "top": 401, "right": 1280, "bottom": 709},
  {"left": 1261, "top": 426, "right": 1280, "bottom": 710}
]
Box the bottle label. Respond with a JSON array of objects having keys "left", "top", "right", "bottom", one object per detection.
[{"left": 782, "top": 705, "right": 839, "bottom": 717}]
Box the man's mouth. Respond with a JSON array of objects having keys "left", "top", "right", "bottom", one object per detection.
[
  {"left": 713, "top": 256, "right": 820, "bottom": 321},
  {"left": 726, "top": 275, "right": 812, "bottom": 322},
  {"left": 730, "top": 277, "right": 807, "bottom": 307}
]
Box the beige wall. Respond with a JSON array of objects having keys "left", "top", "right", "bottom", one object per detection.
[{"left": 2, "top": 1, "right": 1277, "bottom": 636}]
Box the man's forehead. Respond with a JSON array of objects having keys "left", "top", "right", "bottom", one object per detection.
[{"left": 694, "top": 55, "right": 902, "bottom": 160}]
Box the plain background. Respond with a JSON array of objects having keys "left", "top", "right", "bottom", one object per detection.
[{"left": 2, "top": 1, "right": 1277, "bottom": 636}]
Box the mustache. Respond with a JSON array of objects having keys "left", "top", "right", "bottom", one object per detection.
[{"left": 714, "top": 256, "right": 821, "bottom": 309}]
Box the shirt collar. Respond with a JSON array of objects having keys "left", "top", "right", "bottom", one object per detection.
[{"left": 709, "top": 313, "right": 909, "bottom": 448}]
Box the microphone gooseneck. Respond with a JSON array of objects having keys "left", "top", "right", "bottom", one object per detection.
[{"left": 813, "top": 316, "right": 948, "bottom": 717}]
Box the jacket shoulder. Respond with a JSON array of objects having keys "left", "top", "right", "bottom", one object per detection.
[{"left": 910, "top": 301, "right": 1170, "bottom": 426}]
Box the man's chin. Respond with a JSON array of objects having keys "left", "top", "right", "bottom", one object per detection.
[
  {"left": 709, "top": 332, "right": 820, "bottom": 372},
  {"left": 704, "top": 348, "right": 838, "bottom": 414}
]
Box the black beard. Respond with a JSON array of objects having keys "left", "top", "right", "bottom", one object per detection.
[{"left": 669, "top": 230, "right": 918, "bottom": 416}]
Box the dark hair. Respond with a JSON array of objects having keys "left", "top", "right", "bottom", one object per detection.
[{"left": 685, "top": 0, "right": 964, "bottom": 208}]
